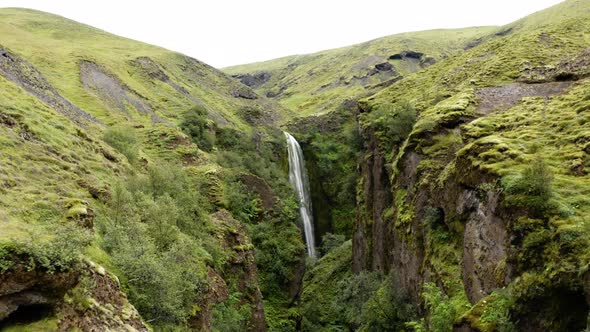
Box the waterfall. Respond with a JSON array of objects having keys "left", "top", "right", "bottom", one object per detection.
[{"left": 284, "top": 132, "right": 316, "bottom": 258}]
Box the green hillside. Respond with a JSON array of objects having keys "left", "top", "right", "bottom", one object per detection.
[
  {"left": 2, "top": 0, "right": 590, "bottom": 331},
  {"left": 224, "top": 27, "right": 497, "bottom": 115},
  {"left": 0, "top": 8, "right": 302, "bottom": 331}
]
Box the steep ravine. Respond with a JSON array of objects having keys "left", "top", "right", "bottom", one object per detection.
[{"left": 295, "top": 88, "right": 590, "bottom": 330}]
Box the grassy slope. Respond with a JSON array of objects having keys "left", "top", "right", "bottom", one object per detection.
[
  {"left": 0, "top": 7, "right": 286, "bottom": 241},
  {"left": 224, "top": 27, "right": 497, "bottom": 115},
  {"left": 0, "top": 8, "right": 304, "bottom": 330},
  {"left": 366, "top": 0, "right": 590, "bottom": 221},
  {"left": 0, "top": 8, "right": 291, "bottom": 130}
]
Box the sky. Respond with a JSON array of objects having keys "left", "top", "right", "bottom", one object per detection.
[{"left": 0, "top": 0, "right": 564, "bottom": 68}]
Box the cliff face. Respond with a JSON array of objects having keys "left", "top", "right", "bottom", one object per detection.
[
  {"left": 353, "top": 129, "right": 392, "bottom": 273},
  {"left": 343, "top": 2, "right": 590, "bottom": 329},
  {"left": 0, "top": 257, "right": 148, "bottom": 331},
  {"left": 354, "top": 71, "right": 590, "bottom": 332}
]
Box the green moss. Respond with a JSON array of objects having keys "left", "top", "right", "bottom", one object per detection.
[
  {"left": 395, "top": 189, "right": 415, "bottom": 233},
  {"left": 0, "top": 317, "right": 59, "bottom": 331},
  {"left": 460, "top": 291, "right": 515, "bottom": 332}
]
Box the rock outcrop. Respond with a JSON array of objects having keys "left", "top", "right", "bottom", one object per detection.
[{"left": 233, "top": 72, "right": 271, "bottom": 89}]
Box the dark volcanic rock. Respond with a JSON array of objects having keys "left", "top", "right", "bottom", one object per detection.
[
  {"left": 495, "top": 27, "right": 513, "bottom": 36},
  {"left": 233, "top": 72, "right": 271, "bottom": 89},
  {"left": 519, "top": 48, "right": 590, "bottom": 83},
  {"left": 403, "top": 50, "right": 424, "bottom": 59},
  {"left": 0, "top": 264, "right": 78, "bottom": 321},
  {"left": 374, "top": 62, "right": 394, "bottom": 71},
  {"left": 265, "top": 85, "right": 287, "bottom": 98},
  {"left": 208, "top": 210, "right": 267, "bottom": 332},
  {"left": 464, "top": 38, "right": 484, "bottom": 50},
  {"left": 389, "top": 50, "right": 425, "bottom": 61},
  {"left": 460, "top": 189, "right": 509, "bottom": 303}
]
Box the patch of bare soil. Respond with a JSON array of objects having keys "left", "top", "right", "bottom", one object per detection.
[
  {"left": 240, "top": 173, "right": 276, "bottom": 211},
  {"left": 475, "top": 82, "right": 572, "bottom": 114},
  {"left": 80, "top": 61, "right": 162, "bottom": 122},
  {"left": 0, "top": 48, "right": 101, "bottom": 128}
]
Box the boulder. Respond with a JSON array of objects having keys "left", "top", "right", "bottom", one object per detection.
[{"left": 374, "top": 62, "right": 394, "bottom": 71}]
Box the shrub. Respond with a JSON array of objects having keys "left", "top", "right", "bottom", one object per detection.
[
  {"left": 361, "top": 274, "right": 418, "bottom": 331},
  {"left": 212, "top": 293, "right": 252, "bottom": 332},
  {"left": 332, "top": 271, "right": 382, "bottom": 329},
  {"left": 180, "top": 105, "right": 214, "bottom": 151},
  {"left": 111, "top": 232, "right": 208, "bottom": 323},
  {"left": 98, "top": 162, "right": 213, "bottom": 324},
  {"left": 480, "top": 290, "right": 516, "bottom": 332},
  {"left": 225, "top": 180, "right": 263, "bottom": 224},
  {"left": 371, "top": 100, "right": 417, "bottom": 148},
  {"left": 422, "top": 282, "right": 455, "bottom": 332},
  {"left": 103, "top": 125, "right": 139, "bottom": 163},
  {"left": 2, "top": 223, "right": 92, "bottom": 273},
  {"left": 250, "top": 198, "right": 305, "bottom": 294},
  {"left": 502, "top": 158, "right": 555, "bottom": 215},
  {"left": 320, "top": 233, "right": 346, "bottom": 256},
  {"left": 216, "top": 127, "right": 242, "bottom": 150}
]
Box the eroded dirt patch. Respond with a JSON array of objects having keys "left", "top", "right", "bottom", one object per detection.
[
  {"left": 80, "top": 61, "right": 157, "bottom": 118},
  {"left": 475, "top": 82, "right": 572, "bottom": 114},
  {"left": 0, "top": 48, "right": 100, "bottom": 128}
]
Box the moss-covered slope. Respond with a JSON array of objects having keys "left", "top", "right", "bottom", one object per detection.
[{"left": 352, "top": 0, "right": 590, "bottom": 330}]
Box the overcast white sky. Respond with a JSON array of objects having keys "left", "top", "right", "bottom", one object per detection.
[{"left": 0, "top": 0, "right": 564, "bottom": 68}]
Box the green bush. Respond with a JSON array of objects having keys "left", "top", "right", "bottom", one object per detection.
[
  {"left": 361, "top": 274, "right": 417, "bottom": 331},
  {"left": 212, "top": 293, "right": 252, "bottom": 332},
  {"left": 320, "top": 233, "right": 346, "bottom": 256},
  {"left": 250, "top": 198, "right": 305, "bottom": 295},
  {"left": 98, "top": 163, "right": 214, "bottom": 325},
  {"left": 422, "top": 282, "right": 455, "bottom": 332},
  {"left": 216, "top": 127, "right": 243, "bottom": 150},
  {"left": 0, "top": 223, "right": 91, "bottom": 273},
  {"left": 103, "top": 125, "right": 139, "bottom": 163},
  {"left": 225, "top": 180, "right": 263, "bottom": 224},
  {"left": 332, "top": 271, "right": 382, "bottom": 329},
  {"left": 502, "top": 158, "right": 555, "bottom": 215},
  {"left": 480, "top": 290, "right": 516, "bottom": 332},
  {"left": 110, "top": 231, "right": 208, "bottom": 323},
  {"left": 366, "top": 100, "right": 417, "bottom": 149},
  {"left": 180, "top": 105, "right": 214, "bottom": 151}
]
